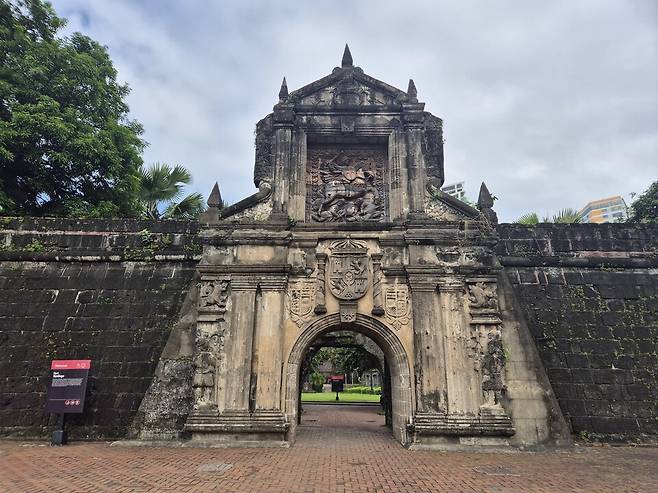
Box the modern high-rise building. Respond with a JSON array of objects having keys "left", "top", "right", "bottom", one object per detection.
[
  {"left": 578, "top": 195, "right": 628, "bottom": 223},
  {"left": 441, "top": 181, "right": 466, "bottom": 200}
]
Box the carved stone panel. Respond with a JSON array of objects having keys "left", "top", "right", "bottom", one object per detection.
[
  {"left": 467, "top": 281, "right": 501, "bottom": 324},
  {"left": 306, "top": 144, "right": 387, "bottom": 222},
  {"left": 328, "top": 239, "right": 369, "bottom": 300},
  {"left": 287, "top": 280, "right": 315, "bottom": 328},
  {"left": 384, "top": 285, "right": 410, "bottom": 330}
]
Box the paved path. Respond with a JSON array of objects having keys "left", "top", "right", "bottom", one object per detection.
[{"left": 1, "top": 404, "right": 657, "bottom": 492}]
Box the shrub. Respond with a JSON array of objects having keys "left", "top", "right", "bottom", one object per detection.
[{"left": 343, "top": 386, "right": 381, "bottom": 395}]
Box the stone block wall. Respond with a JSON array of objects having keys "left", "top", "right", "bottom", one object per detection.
[
  {"left": 497, "top": 224, "right": 658, "bottom": 440},
  {"left": 0, "top": 218, "right": 200, "bottom": 439}
]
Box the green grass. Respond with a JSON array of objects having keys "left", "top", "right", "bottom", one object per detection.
[{"left": 301, "top": 392, "right": 381, "bottom": 403}]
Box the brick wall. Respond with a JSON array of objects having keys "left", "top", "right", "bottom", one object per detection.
[
  {"left": 497, "top": 223, "right": 658, "bottom": 440},
  {"left": 0, "top": 218, "right": 200, "bottom": 438}
]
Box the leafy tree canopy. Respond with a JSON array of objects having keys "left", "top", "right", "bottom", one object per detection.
[
  {"left": 0, "top": 0, "right": 145, "bottom": 217},
  {"left": 312, "top": 347, "right": 380, "bottom": 376},
  {"left": 627, "top": 181, "right": 658, "bottom": 223}
]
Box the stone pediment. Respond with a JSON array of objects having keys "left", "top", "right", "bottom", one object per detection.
[{"left": 288, "top": 69, "right": 410, "bottom": 109}]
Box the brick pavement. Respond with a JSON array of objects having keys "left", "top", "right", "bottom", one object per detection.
[{"left": 1, "top": 404, "right": 657, "bottom": 492}]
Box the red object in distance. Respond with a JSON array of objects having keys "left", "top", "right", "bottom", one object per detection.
[
  {"left": 329, "top": 375, "right": 345, "bottom": 381},
  {"left": 51, "top": 360, "right": 91, "bottom": 370}
]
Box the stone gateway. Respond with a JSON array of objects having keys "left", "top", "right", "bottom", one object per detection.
[
  {"left": 150, "top": 46, "right": 571, "bottom": 448},
  {"left": 7, "top": 47, "right": 655, "bottom": 448}
]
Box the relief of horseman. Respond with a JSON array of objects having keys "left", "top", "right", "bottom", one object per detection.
[{"left": 312, "top": 155, "right": 381, "bottom": 222}]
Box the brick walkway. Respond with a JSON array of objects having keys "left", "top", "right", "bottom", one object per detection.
[{"left": 1, "top": 404, "right": 657, "bottom": 492}]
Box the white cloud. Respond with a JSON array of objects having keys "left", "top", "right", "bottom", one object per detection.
[{"left": 53, "top": 0, "right": 658, "bottom": 221}]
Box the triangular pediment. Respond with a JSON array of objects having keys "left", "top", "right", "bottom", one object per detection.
[{"left": 288, "top": 67, "right": 410, "bottom": 108}]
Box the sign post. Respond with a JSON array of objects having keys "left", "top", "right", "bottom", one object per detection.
[
  {"left": 45, "top": 360, "right": 91, "bottom": 446},
  {"left": 330, "top": 375, "right": 344, "bottom": 401}
]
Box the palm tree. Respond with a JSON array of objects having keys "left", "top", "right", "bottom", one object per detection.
[
  {"left": 138, "top": 163, "right": 205, "bottom": 220},
  {"left": 514, "top": 209, "right": 582, "bottom": 224},
  {"left": 551, "top": 208, "right": 582, "bottom": 224},
  {"left": 515, "top": 212, "right": 540, "bottom": 225}
]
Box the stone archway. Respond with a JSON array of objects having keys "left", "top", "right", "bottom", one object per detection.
[{"left": 284, "top": 313, "right": 414, "bottom": 446}]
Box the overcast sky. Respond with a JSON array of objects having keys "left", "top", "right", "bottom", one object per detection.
[{"left": 52, "top": 0, "right": 657, "bottom": 222}]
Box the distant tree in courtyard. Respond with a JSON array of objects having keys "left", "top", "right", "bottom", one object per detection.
[
  {"left": 138, "top": 162, "right": 204, "bottom": 220},
  {"left": 627, "top": 181, "right": 658, "bottom": 223},
  {"left": 0, "top": 0, "right": 145, "bottom": 217}
]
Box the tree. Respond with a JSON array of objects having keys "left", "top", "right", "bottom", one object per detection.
[
  {"left": 0, "top": 0, "right": 145, "bottom": 217},
  {"left": 138, "top": 162, "right": 204, "bottom": 220},
  {"left": 514, "top": 209, "right": 582, "bottom": 224},
  {"left": 551, "top": 208, "right": 582, "bottom": 224},
  {"left": 515, "top": 212, "right": 540, "bottom": 225},
  {"left": 627, "top": 181, "right": 658, "bottom": 223}
]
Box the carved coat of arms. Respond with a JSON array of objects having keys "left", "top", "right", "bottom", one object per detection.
[
  {"left": 288, "top": 281, "right": 315, "bottom": 327},
  {"left": 384, "top": 286, "right": 410, "bottom": 330},
  {"left": 328, "top": 239, "right": 369, "bottom": 300}
]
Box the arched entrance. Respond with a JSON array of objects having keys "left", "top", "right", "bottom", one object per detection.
[{"left": 284, "top": 313, "right": 414, "bottom": 446}]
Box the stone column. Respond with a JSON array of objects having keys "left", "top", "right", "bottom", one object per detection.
[
  {"left": 254, "top": 277, "right": 287, "bottom": 410},
  {"left": 219, "top": 276, "right": 257, "bottom": 412},
  {"left": 407, "top": 270, "right": 447, "bottom": 413},
  {"left": 438, "top": 276, "right": 480, "bottom": 416}
]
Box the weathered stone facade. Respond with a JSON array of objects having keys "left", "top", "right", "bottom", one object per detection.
[
  {"left": 1, "top": 49, "right": 656, "bottom": 447},
  {"left": 175, "top": 47, "right": 566, "bottom": 448}
]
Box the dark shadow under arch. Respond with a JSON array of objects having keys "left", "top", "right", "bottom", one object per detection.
[{"left": 284, "top": 313, "right": 414, "bottom": 446}]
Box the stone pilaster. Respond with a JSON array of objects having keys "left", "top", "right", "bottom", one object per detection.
[
  {"left": 438, "top": 276, "right": 479, "bottom": 416},
  {"left": 272, "top": 103, "right": 294, "bottom": 217},
  {"left": 407, "top": 270, "right": 446, "bottom": 413},
  {"left": 314, "top": 253, "right": 327, "bottom": 314},
  {"left": 220, "top": 276, "right": 257, "bottom": 412},
  {"left": 371, "top": 253, "right": 384, "bottom": 316},
  {"left": 402, "top": 103, "right": 426, "bottom": 214},
  {"left": 254, "top": 276, "right": 287, "bottom": 411}
]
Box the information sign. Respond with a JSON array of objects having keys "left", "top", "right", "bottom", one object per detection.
[{"left": 45, "top": 360, "right": 91, "bottom": 414}]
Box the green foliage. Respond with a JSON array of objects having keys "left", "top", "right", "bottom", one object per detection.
[
  {"left": 310, "top": 371, "right": 325, "bottom": 393},
  {"left": 343, "top": 386, "right": 382, "bottom": 395},
  {"left": 138, "top": 162, "right": 204, "bottom": 220},
  {"left": 552, "top": 208, "right": 582, "bottom": 224},
  {"left": 0, "top": 0, "right": 145, "bottom": 217},
  {"left": 313, "top": 347, "right": 380, "bottom": 376},
  {"left": 515, "top": 212, "right": 539, "bottom": 225},
  {"left": 515, "top": 209, "right": 582, "bottom": 224},
  {"left": 627, "top": 181, "right": 658, "bottom": 223}
]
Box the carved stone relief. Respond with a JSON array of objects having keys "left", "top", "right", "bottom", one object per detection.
[
  {"left": 384, "top": 285, "right": 410, "bottom": 330},
  {"left": 287, "top": 280, "right": 315, "bottom": 327},
  {"left": 481, "top": 329, "right": 506, "bottom": 408},
  {"left": 328, "top": 239, "right": 369, "bottom": 300},
  {"left": 192, "top": 324, "right": 225, "bottom": 411},
  {"left": 468, "top": 282, "right": 498, "bottom": 311},
  {"left": 298, "top": 80, "right": 396, "bottom": 107},
  {"left": 194, "top": 279, "right": 230, "bottom": 411},
  {"left": 198, "top": 279, "right": 230, "bottom": 313},
  {"left": 306, "top": 145, "right": 387, "bottom": 222}
]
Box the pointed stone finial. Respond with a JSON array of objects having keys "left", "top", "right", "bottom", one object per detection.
[
  {"left": 407, "top": 79, "right": 418, "bottom": 101},
  {"left": 278, "top": 77, "right": 288, "bottom": 102},
  {"left": 477, "top": 182, "right": 498, "bottom": 225},
  {"left": 207, "top": 182, "right": 223, "bottom": 209},
  {"left": 477, "top": 182, "right": 494, "bottom": 209},
  {"left": 341, "top": 44, "right": 353, "bottom": 68}
]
